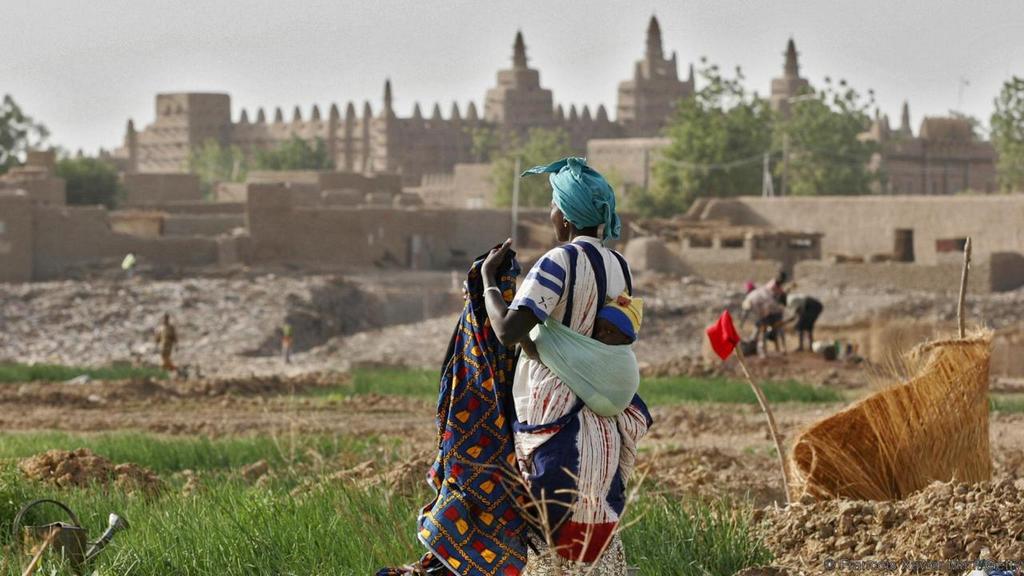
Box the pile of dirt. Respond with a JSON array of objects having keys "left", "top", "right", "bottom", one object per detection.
[
  {"left": 18, "top": 448, "right": 164, "bottom": 495},
  {"left": 330, "top": 453, "right": 430, "bottom": 495},
  {"left": 755, "top": 478, "right": 1024, "bottom": 572},
  {"left": 0, "top": 372, "right": 348, "bottom": 410},
  {"left": 290, "top": 451, "right": 432, "bottom": 499},
  {"left": 644, "top": 447, "right": 784, "bottom": 506}
]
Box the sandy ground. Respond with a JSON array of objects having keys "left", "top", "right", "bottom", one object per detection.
[{"left": 4, "top": 272, "right": 1023, "bottom": 379}]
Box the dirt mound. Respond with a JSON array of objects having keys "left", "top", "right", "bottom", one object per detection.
[
  {"left": 644, "top": 447, "right": 785, "bottom": 506},
  {"left": 755, "top": 478, "right": 1024, "bottom": 572},
  {"left": 330, "top": 453, "right": 430, "bottom": 495},
  {"left": 1, "top": 373, "right": 346, "bottom": 410},
  {"left": 18, "top": 448, "right": 164, "bottom": 495}
]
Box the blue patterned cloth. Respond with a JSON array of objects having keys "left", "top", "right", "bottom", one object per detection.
[{"left": 379, "top": 249, "right": 526, "bottom": 576}]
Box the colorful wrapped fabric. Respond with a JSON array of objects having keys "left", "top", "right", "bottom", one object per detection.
[{"left": 378, "top": 249, "right": 527, "bottom": 576}]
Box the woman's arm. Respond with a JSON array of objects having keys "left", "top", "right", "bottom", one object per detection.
[{"left": 482, "top": 239, "right": 540, "bottom": 346}]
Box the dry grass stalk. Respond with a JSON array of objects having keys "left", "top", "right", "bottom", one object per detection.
[
  {"left": 958, "top": 237, "right": 972, "bottom": 339},
  {"left": 20, "top": 526, "right": 58, "bottom": 576},
  {"left": 789, "top": 331, "right": 992, "bottom": 501},
  {"left": 735, "top": 349, "right": 791, "bottom": 505}
]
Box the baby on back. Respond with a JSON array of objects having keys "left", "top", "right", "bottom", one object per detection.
[{"left": 592, "top": 293, "right": 643, "bottom": 346}]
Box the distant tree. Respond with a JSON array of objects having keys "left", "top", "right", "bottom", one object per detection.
[
  {"left": 253, "top": 136, "right": 333, "bottom": 171},
  {"left": 991, "top": 76, "right": 1024, "bottom": 192},
  {"left": 636, "top": 60, "right": 774, "bottom": 216},
  {"left": 55, "top": 156, "right": 123, "bottom": 208},
  {"left": 492, "top": 128, "right": 574, "bottom": 207},
  {"left": 188, "top": 139, "right": 247, "bottom": 196},
  {"left": 467, "top": 126, "right": 507, "bottom": 163},
  {"left": 775, "top": 78, "right": 879, "bottom": 195},
  {"left": 0, "top": 95, "right": 49, "bottom": 174}
]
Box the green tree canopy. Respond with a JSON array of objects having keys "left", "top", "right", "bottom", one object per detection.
[
  {"left": 776, "top": 79, "right": 879, "bottom": 195},
  {"left": 55, "top": 156, "right": 123, "bottom": 208},
  {"left": 253, "top": 137, "right": 333, "bottom": 171},
  {"left": 637, "top": 61, "right": 774, "bottom": 216},
  {"left": 188, "top": 139, "right": 247, "bottom": 197},
  {"left": 0, "top": 95, "right": 49, "bottom": 174},
  {"left": 467, "top": 126, "right": 512, "bottom": 163},
  {"left": 991, "top": 76, "right": 1024, "bottom": 192},
  {"left": 492, "top": 128, "right": 574, "bottom": 207}
]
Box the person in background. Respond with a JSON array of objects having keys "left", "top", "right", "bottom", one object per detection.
[
  {"left": 741, "top": 282, "right": 786, "bottom": 354},
  {"left": 155, "top": 313, "right": 178, "bottom": 372},
  {"left": 121, "top": 253, "right": 137, "bottom": 279},
  {"left": 784, "top": 293, "right": 824, "bottom": 352},
  {"left": 281, "top": 322, "right": 294, "bottom": 364}
]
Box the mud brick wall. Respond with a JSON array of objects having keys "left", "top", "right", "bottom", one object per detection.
[
  {"left": 704, "top": 196, "right": 1024, "bottom": 266},
  {"left": 0, "top": 192, "right": 33, "bottom": 283},
  {"left": 123, "top": 173, "right": 202, "bottom": 205},
  {"left": 31, "top": 205, "right": 218, "bottom": 279},
  {"left": 793, "top": 260, "right": 1000, "bottom": 294}
]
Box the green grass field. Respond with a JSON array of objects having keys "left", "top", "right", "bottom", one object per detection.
[
  {"left": 310, "top": 368, "right": 843, "bottom": 407},
  {"left": 0, "top": 362, "right": 165, "bottom": 384},
  {"left": 639, "top": 375, "right": 842, "bottom": 405},
  {"left": 990, "top": 394, "right": 1024, "bottom": 413},
  {"left": 0, "top": 432, "right": 770, "bottom": 576},
  {"left": 0, "top": 432, "right": 396, "bottom": 473}
]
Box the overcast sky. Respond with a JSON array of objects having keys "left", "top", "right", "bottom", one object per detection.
[{"left": 3, "top": 0, "right": 1022, "bottom": 154}]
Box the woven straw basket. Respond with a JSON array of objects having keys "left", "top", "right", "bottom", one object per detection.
[{"left": 790, "top": 332, "right": 992, "bottom": 501}]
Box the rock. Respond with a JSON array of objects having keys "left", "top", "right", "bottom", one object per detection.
[
  {"left": 734, "top": 567, "right": 792, "bottom": 576},
  {"left": 241, "top": 459, "right": 270, "bottom": 481}
]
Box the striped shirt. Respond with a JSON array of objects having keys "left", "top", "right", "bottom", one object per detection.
[{"left": 509, "top": 237, "right": 629, "bottom": 325}]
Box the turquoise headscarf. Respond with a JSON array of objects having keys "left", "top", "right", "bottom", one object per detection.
[{"left": 522, "top": 157, "right": 621, "bottom": 241}]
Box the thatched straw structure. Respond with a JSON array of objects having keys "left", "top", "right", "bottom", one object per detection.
[{"left": 790, "top": 332, "right": 992, "bottom": 501}]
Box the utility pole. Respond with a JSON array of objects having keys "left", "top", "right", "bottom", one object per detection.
[
  {"left": 761, "top": 152, "right": 775, "bottom": 198},
  {"left": 780, "top": 133, "right": 789, "bottom": 197},
  {"left": 511, "top": 156, "right": 521, "bottom": 247},
  {"left": 642, "top": 148, "right": 650, "bottom": 193}
]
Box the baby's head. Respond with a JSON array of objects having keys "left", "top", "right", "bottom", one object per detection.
[{"left": 593, "top": 293, "right": 643, "bottom": 345}]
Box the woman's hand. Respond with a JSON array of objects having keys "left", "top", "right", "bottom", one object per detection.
[
  {"left": 481, "top": 238, "right": 512, "bottom": 286},
  {"left": 520, "top": 339, "right": 539, "bottom": 361}
]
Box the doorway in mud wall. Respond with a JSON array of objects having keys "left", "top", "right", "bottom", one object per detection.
[
  {"left": 408, "top": 234, "right": 425, "bottom": 270},
  {"left": 894, "top": 229, "right": 915, "bottom": 262}
]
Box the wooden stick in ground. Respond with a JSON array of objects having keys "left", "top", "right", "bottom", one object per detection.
[
  {"left": 21, "top": 527, "right": 58, "bottom": 576},
  {"left": 734, "top": 349, "right": 792, "bottom": 504},
  {"left": 958, "top": 237, "right": 972, "bottom": 339}
]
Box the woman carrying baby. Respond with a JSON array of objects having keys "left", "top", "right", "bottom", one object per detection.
[{"left": 480, "top": 157, "right": 652, "bottom": 576}]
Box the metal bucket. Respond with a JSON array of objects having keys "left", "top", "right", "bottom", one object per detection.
[{"left": 12, "top": 499, "right": 89, "bottom": 574}]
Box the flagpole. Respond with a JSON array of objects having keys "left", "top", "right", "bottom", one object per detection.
[{"left": 734, "top": 348, "right": 792, "bottom": 505}]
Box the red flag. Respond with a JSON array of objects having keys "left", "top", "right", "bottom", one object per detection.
[{"left": 706, "top": 310, "right": 741, "bottom": 360}]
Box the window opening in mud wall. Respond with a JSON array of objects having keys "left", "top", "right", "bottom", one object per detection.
[
  {"left": 688, "top": 236, "right": 712, "bottom": 248},
  {"left": 721, "top": 237, "right": 745, "bottom": 249},
  {"left": 935, "top": 237, "right": 967, "bottom": 253},
  {"left": 894, "top": 229, "right": 914, "bottom": 262}
]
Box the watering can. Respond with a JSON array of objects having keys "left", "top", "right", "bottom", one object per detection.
[{"left": 11, "top": 499, "right": 129, "bottom": 575}]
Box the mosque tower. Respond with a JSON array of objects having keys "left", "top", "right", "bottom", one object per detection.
[
  {"left": 483, "top": 31, "right": 555, "bottom": 137},
  {"left": 616, "top": 15, "right": 694, "bottom": 137},
  {"left": 770, "top": 38, "right": 811, "bottom": 116}
]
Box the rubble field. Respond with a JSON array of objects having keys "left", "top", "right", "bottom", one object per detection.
[
  {"left": 3, "top": 271, "right": 1024, "bottom": 573},
  {"left": 3, "top": 271, "right": 1023, "bottom": 379}
]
